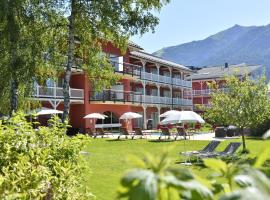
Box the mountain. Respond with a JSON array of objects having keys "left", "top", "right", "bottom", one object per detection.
[{"left": 153, "top": 24, "right": 270, "bottom": 68}]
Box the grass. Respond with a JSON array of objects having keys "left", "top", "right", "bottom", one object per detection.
[{"left": 83, "top": 138, "right": 270, "bottom": 200}]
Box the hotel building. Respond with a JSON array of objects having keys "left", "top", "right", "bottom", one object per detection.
[
  {"left": 32, "top": 42, "right": 193, "bottom": 131},
  {"left": 185, "top": 63, "right": 263, "bottom": 112}
]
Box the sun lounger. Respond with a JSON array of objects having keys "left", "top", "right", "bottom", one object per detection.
[
  {"left": 159, "top": 127, "right": 172, "bottom": 140},
  {"left": 181, "top": 140, "right": 221, "bottom": 156},
  {"left": 133, "top": 127, "right": 147, "bottom": 139},
  {"left": 199, "top": 142, "right": 241, "bottom": 158}
]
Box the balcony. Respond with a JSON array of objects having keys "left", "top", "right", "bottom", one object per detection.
[
  {"left": 111, "top": 61, "right": 142, "bottom": 77},
  {"left": 172, "top": 78, "right": 192, "bottom": 88},
  {"left": 90, "top": 90, "right": 143, "bottom": 104},
  {"left": 141, "top": 71, "right": 192, "bottom": 88},
  {"left": 33, "top": 86, "right": 84, "bottom": 101},
  {"left": 90, "top": 90, "right": 193, "bottom": 107},
  {"left": 185, "top": 88, "right": 228, "bottom": 97}
]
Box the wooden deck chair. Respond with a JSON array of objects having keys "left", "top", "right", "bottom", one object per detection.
[
  {"left": 94, "top": 128, "right": 107, "bottom": 138},
  {"left": 159, "top": 127, "right": 172, "bottom": 140},
  {"left": 134, "top": 128, "right": 147, "bottom": 139},
  {"left": 118, "top": 127, "right": 134, "bottom": 139},
  {"left": 175, "top": 127, "right": 187, "bottom": 140},
  {"left": 86, "top": 128, "right": 95, "bottom": 137}
]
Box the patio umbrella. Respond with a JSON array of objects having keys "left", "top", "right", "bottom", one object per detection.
[
  {"left": 30, "top": 107, "right": 63, "bottom": 116},
  {"left": 84, "top": 113, "right": 107, "bottom": 119},
  {"left": 159, "top": 110, "right": 180, "bottom": 118},
  {"left": 160, "top": 111, "right": 205, "bottom": 166},
  {"left": 160, "top": 111, "right": 205, "bottom": 125},
  {"left": 119, "top": 112, "right": 142, "bottom": 120}
]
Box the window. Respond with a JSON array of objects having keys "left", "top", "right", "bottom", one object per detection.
[
  {"left": 46, "top": 79, "right": 55, "bottom": 87},
  {"left": 109, "top": 54, "right": 123, "bottom": 71},
  {"left": 96, "top": 111, "right": 119, "bottom": 124}
]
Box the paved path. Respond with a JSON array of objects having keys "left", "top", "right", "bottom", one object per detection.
[{"left": 100, "top": 132, "right": 240, "bottom": 141}]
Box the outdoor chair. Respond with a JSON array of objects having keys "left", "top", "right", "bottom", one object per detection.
[
  {"left": 199, "top": 142, "right": 241, "bottom": 159},
  {"left": 94, "top": 128, "right": 108, "bottom": 138},
  {"left": 118, "top": 127, "right": 134, "bottom": 139},
  {"left": 133, "top": 127, "right": 147, "bottom": 139},
  {"left": 181, "top": 140, "right": 221, "bottom": 156},
  {"left": 86, "top": 128, "right": 95, "bottom": 137},
  {"left": 195, "top": 123, "right": 201, "bottom": 132},
  {"left": 175, "top": 127, "right": 186, "bottom": 140},
  {"left": 159, "top": 127, "right": 172, "bottom": 140}
]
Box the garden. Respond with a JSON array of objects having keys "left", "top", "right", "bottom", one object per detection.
[{"left": 85, "top": 138, "right": 270, "bottom": 200}]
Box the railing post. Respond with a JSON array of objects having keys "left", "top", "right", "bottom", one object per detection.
[
  {"left": 103, "top": 91, "right": 105, "bottom": 102},
  {"left": 37, "top": 86, "right": 39, "bottom": 97},
  {"left": 54, "top": 84, "right": 56, "bottom": 98}
]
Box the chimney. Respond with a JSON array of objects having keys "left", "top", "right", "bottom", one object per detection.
[{"left": 225, "top": 62, "right": 229, "bottom": 69}]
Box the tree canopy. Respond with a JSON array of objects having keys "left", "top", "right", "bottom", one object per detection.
[
  {"left": 59, "top": 0, "right": 171, "bottom": 121},
  {"left": 0, "top": 0, "right": 65, "bottom": 115},
  {"left": 204, "top": 74, "right": 270, "bottom": 152}
]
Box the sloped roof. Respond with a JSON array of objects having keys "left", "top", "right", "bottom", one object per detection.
[
  {"left": 130, "top": 50, "right": 192, "bottom": 72},
  {"left": 188, "top": 63, "right": 262, "bottom": 80},
  {"left": 128, "top": 41, "right": 143, "bottom": 50}
]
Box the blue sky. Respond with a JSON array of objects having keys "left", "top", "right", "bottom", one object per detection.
[{"left": 131, "top": 0, "right": 270, "bottom": 53}]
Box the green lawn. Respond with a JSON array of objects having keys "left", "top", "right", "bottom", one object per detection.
[{"left": 83, "top": 138, "right": 270, "bottom": 200}]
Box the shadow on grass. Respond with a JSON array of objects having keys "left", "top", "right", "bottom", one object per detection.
[
  {"left": 105, "top": 138, "right": 135, "bottom": 142},
  {"left": 246, "top": 136, "right": 264, "bottom": 140},
  {"left": 175, "top": 154, "right": 256, "bottom": 170},
  {"left": 148, "top": 139, "right": 177, "bottom": 143}
]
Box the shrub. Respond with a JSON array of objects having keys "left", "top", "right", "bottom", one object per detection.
[
  {"left": 118, "top": 141, "right": 270, "bottom": 200},
  {"left": 0, "top": 112, "right": 91, "bottom": 199},
  {"left": 250, "top": 119, "right": 270, "bottom": 137}
]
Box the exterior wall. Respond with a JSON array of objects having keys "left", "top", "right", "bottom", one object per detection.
[
  {"left": 70, "top": 73, "right": 89, "bottom": 130},
  {"left": 192, "top": 79, "right": 226, "bottom": 111}
]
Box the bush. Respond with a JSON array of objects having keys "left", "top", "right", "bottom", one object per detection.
[
  {"left": 0, "top": 112, "right": 92, "bottom": 199},
  {"left": 250, "top": 119, "right": 270, "bottom": 137},
  {"left": 118, "top": 143, "right": 270, "bottom": 200}
]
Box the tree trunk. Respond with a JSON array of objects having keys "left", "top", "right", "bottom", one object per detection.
[
  {"left": 10, "top": 80, "right": 19, "bottom": 116},
  {"left": 7, "top": 1, "right": 19, "bottom": 116},
  {"left": 62, "top": 0, "right": 76, "bottom": 123},
  {"left": 240, "top": 127, "right": 247, "bottom": 152}
]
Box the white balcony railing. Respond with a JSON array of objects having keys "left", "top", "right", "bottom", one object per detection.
[
  {"left": 144, "top": 95, "right": 192, "bottom": 106},
  {"left": 34, "top": 86, "right": 84, "bottom": 99},
  {"left": 172, "top": 78, "right": 192, "bottom": 88},
  {"left": 141, "top": 72, "right": 192, "bottom": 88},
  {"left": 185, "top": 88, "right": 228, "bottom": 97},
  {"left": 90, "top": 89, "right": 192, "bottom": 107}
]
